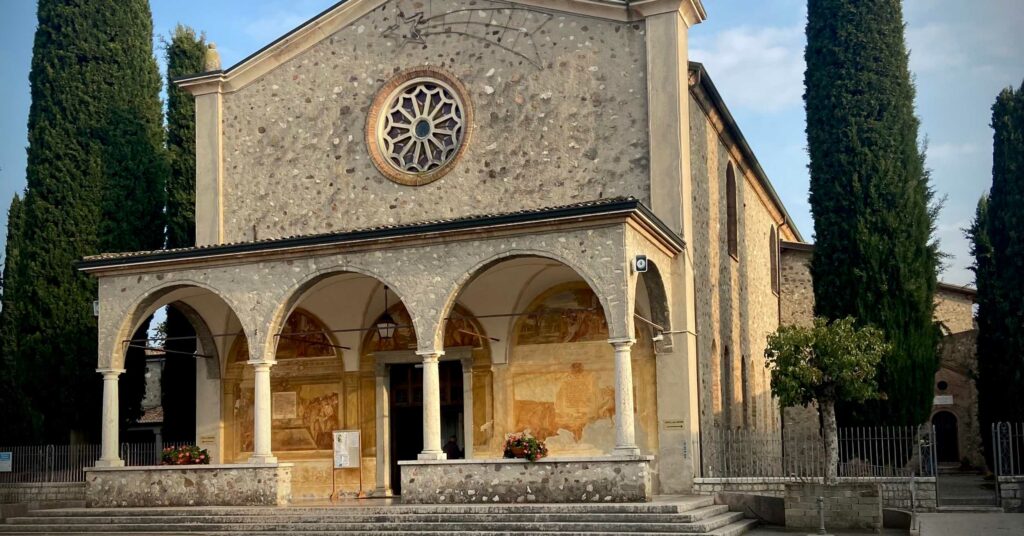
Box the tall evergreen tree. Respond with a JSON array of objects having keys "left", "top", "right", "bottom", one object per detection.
[
  {"left": 804, "top": 0, "right": 940, "bottom": 425},
  {"left": 0, "top": 194, "right": 41, "bottom": 442},
  {"left": 165, "top": 25, "right": 206, "bottom": 250},
  {"left": 972, "top": 82, "right": 1024, "bottom": 446},
  {"left": 159, "top": 26, "right": 206, "bottom": 442},
  {"left": 14, "top": 0, "right": 167, "bottom": 441}
]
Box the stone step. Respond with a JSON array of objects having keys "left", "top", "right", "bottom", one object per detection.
[
  {"left": 0, "top": 512, "right": 745, "bottom": 533},
  {"left": 25, "top": 500, "right": 714, "bottom": 517},
  {"left": 0, "top": 527, "right": 757, "bottom": 536},
  {"left": 6, "top": 506, "right": 731, "bottom": 525}
]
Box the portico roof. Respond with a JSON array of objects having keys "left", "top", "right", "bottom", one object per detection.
[{"left": 78, "top": 197, "right": 684, "bottom": 274}]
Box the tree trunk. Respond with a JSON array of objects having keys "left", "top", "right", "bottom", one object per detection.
[{"left": 821, "top": 399, "right": 839, "bottom": 484}]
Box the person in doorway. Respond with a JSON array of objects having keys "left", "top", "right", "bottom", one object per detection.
[{"left": 443, "top": 435, "right": 463, "bottom": 459}]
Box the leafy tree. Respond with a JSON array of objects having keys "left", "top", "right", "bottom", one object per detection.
[
  {"left": 165, "top": 25, "right": 206, "bottom": 250},
  {"left": 765, "top": 317, "right": 889, "bottom": 483},
  {"left": 972, "top": 82, "right": 1024, "bottom": 455},
  {"left": 13, "top": 0, "right": 166, "bottom": 441},
  {"left": 804, "top": 0, "right": 940, "bottom": 425}
]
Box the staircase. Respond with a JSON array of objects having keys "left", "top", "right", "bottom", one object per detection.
[
  {"left": 936, "top": 468, "right": 1001, "bottom": 512},
  {"left": 0, "top": 496, "right": 757, "bottom": 535}
]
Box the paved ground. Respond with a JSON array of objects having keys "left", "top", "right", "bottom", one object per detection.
[
  {"left": 747, "top": 527, "right": 905, "bottom": 535},
  {"left": 916, "top": 512, "right": 1024, "bottom": 535}
]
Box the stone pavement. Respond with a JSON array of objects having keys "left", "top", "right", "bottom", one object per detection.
[{"left": 916, "top": 512, "right": 1024, "bottom": 535}]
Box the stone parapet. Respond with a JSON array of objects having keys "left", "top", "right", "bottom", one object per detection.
[
  {"left": 399, "top": 455, "right": 653, "bottom": 504},
  {"left": 998, "top": 476, "right": 1024, "bottom": 512},
  {"left": 693, "top": 476, "right": 936, "bottom": 512},
  {"left": 84, "top": 463, "right": 292, "bottom": 507},
  {"left": 784, "top": 482, "right": 882, "bottom": 531}
]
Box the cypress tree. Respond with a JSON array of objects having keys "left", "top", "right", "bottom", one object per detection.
[
  {"left": 973, "top": 82, "right": 1024, "bottom": 443},
  {"left": 165, "top": 25, "right": 207, "bottom": 250},
  {"left": 804, "top": 0, "right": 940, "bottom": 425},
  {"left": 15, "top": 0, "right": 167, "bottom": 441},
  {"left": 159, "top": 26, "right": 206, "bottom": 443}
]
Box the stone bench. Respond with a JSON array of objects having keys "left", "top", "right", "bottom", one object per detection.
[
  {"left": 399, "top": 455, "right": 653, "bottom": 504},
  {"left": 85, "top": 463, "right": 292, "bottom": 507}
]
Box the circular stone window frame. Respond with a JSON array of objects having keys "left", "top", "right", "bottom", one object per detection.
[{"left": 365, "top": 67, "right": 474, "bottom": 187}]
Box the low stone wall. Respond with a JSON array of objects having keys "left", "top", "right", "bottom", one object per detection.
[
  {"left": 85, "top": 463, "right": 292, "bottom": 507},
  {"left": 0, "top": 482, "right": 85, "bottom": 505},
  {"left": 399, "top": 455, "right": 653, "bottom": 504},
  {"left": 693, "top": 476, "right": 937, "bottom": 511},
  {"left": 785, "top": 482, "right": 882, "bottom": 531},
  {"left": 999, "top": 476, "right": 1024, "bottom": 512}
]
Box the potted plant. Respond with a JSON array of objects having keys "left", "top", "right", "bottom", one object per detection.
[
  {"left": 160, "top": 445, "right": 211, "bottom": 466},
  {"left": 503, "top": 432, "right": 548, "bottom": 462}
]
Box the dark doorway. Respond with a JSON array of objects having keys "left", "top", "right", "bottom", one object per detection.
[
  {"left": 932, "top": 411, "right": 960, "bottom": 464},
  {"left": 388, "top": 360, "right": 464, "bottom": 494}
]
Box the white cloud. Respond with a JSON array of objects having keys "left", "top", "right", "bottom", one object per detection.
[
  {"left": 928, "top": 141, "right": 981, "bottom": 162},
  {"left": 906, "top": 23, "right": 969, "bottom": 74},
  {"left": 691, "top": 24, "right": 805, "bottom": 114}
]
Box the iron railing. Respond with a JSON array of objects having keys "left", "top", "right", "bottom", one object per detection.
[
  {"left": 0, "top": 442, "right": 193, "bottom": 484},
  {"left": 993, "top": 422, "right": 1024, "bottom": 477},
  {"left": 701, "top": 425, "right": 936, "bottom": 479}
]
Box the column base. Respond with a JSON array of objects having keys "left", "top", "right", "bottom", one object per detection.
[
  {"left": 93, "top": 458, "right": 125, "bottom": 468},
  {"left": 417, "top": 450, "right": 447, "bottom": 461},
  {"left": 612, "top": 446, "right": 641, "bottom": 456},
  {"left": 372, "top": 487, "right": 394, "bottom": 497},
  {"left": 248, "top": 454, "right": 279, "bottom": 464}
]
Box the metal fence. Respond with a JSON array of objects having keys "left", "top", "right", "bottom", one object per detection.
[
  {"left": 0, "top": 442, "right": 193, "bottom": 484},
  {"left": 702, "top": 425, "right": 936, "bottom": 479},
  {"left": 993, "top": 422, "right": 1024, "bottom": 476}
]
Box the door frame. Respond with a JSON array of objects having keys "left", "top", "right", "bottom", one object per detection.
[{"left": 370, "top": 346, "right": 474, "bottom": 496}]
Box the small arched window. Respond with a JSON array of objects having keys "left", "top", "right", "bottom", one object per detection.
[
  {"left": 770, "top": 225, "right": 779, "bottom": 295},
  {"left": 726, "top": 162, "right": 738, "bottom": 259}
]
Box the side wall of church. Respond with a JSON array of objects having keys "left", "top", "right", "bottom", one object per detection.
[
  {"left": 689, "top": 92, "right": 782, "bottom": 459},
  {"left": 217, "top": 0, "right": 651, "bottom": 243}
]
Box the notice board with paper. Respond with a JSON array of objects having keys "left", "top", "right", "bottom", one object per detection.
[{"left": 332, "top": 430, "right": 360, "bottom": 469}]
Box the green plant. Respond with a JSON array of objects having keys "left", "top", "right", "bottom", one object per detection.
[
  {"left": 161, "top": 445, "right": 210, "bottom": 466},
  {"left": 503, "top": 432, "right": 548, "bottom": 462}
]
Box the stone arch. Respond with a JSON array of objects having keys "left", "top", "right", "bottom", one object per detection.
[
  {"left": 726, "top": 162, "right": 738, "bottom": 259},
  {"left": 105, "top": 280, "right": 248, "bottom": 370},
  {"left": 633, "top": 259, "right": 672, "bottom": 352},
  {"left": 262, "top": 264, "right": 423, "bottom": 364},
  {"left": 436, "top": 250, "right": 624, "bottom": 348}
]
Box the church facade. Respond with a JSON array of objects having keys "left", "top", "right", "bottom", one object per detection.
[{"left": 81, "top": 0, "right": 809, "bottom": 500}]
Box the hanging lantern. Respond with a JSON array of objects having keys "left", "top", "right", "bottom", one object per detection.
[{"left": 376, "top": 286, "right": 397, "bottom": 339}]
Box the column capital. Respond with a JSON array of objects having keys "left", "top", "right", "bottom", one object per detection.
[
  {"left": 246, "top": 360, "right": 277, "bottom": 370},
  {"left": 609, "top": 338, "right": 636, "bottom": 350},
  {"left": 96, "top": 368, "right": 125, "bottom": 378},
  {"left": 375, "top": 361, "right": 388, "bottom": 377},
  {"left": 460, "top": 356, "right": 474, "bottom": 369},
  {"left": 415, "top": 349, "right": 444, "bottom": 362}
]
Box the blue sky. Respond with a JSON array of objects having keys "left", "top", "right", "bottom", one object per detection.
[{"left": 0, "top": 0, "right": 1022, "bottom": 286}]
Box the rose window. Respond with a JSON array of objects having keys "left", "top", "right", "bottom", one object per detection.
[{"left": 367, "top": 69, "right": 472, "bottom": 186}]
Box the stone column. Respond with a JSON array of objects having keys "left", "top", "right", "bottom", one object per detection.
[
  {"left": 95, "top": 369, "right": 125, "bottom": 467},
  {"left": 248, "top": 360, "right": 278, "bottom": 464},
  {"left": 610, "top": 339, "right": 640, "bottom": 456},
  {"left": 373, "top": 362, "right": 392, "bottom": 496},
  {"left": 461, "top": 357, "right": 474, "bottom": 459},
  {"left": 417, "top": 350, "right": 446, "bottom": 460}
]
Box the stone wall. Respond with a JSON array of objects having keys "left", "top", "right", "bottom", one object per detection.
[
  {"left": 0, "top": 483, "right": 85, "bottom": 505},
  {"left": 219, "top": 0, "right": 650, "bottom": 243},
  {"left": 84, "top": 464, "right": 292, "bottom": 507},
  {"left": 399, "top": 456, "right": 652, "bottom": 503},
  {"left": 999, "top": 476, "right": 1024, "bottom": 512},
  {"left": 689, "top": 87, "right": 784, "bottom": 469},
  {"left": 785, "top": 482, "right": 882, "bottom": 531},
  {"left": 693, "top": 476, "right": 937, "bottom": 512}
]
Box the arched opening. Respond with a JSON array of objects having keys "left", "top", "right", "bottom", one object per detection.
[
  {"left": 443, "top": 255, "right": 658, "bottom": 462},
  {"left": 726, "top": 162, "right": 738, "bottom": 260},
  {"left": 113, "top": 284, "right": 242, "bottom": 465},
  {"left": 932, "top": 410, "right": 960, "bottom": 464},
  {"left": 769, "top": 225, "right": 779, "bottom": 295}
]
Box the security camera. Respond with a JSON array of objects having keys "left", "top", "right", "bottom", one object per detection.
[{"left": 633, "top": 255, "right": 648, "bottom": 273}]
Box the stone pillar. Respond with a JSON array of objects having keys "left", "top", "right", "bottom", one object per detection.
[
  {"left": 373, "top": 362, "right": 392, "bottom": 496},
  {"left": 461, "top": 357, "right": 474, "bottom": 459},
  {"left": 417, "top": 350, "right": 446, "bottom": 460},
  {"left": 95, "top": 369, "right": 125, "bottom": 468},
  {"left": 248, "top": 360, "right": 277, "bottom": 464},
  {"left": 611, "top": 338, "right": 640, "bottom": 456}
]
